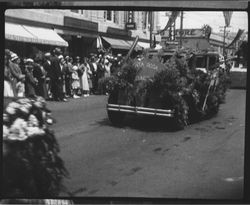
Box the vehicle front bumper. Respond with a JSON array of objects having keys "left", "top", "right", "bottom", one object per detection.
[{"left": 107, "top": 104, "right": 174, "bottom": 117}]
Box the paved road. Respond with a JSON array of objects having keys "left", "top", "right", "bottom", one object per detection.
[{"left": 47, "top": 89, "right": 245, "bottom": 199}]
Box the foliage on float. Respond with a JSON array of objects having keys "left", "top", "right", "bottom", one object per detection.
[
  {"left": 101, "top": 51, "right": 230, "bottom": 126},
  {"left": 3, "top": 97, "right": 69, "bottom": 197}
]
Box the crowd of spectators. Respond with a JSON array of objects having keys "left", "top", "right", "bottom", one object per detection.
[{"left": 4, "top": 47, "right": 125, "bottom": 101}]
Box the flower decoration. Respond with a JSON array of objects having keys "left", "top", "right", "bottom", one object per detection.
[
  {"left": 3, "top": 96, "right": 53, "bottom": 142},
  {"left": 3, "top": 96, "right": 68, "bottom": 197}
]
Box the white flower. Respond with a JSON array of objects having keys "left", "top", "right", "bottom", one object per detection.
[
  {"left": 37, "top": 96, "right": 46, "bottom": 104},
  {"left": 3, "top": 113, "right": 9, "bottom": 123},
  {"left": 8, "top": 102, "right": 20, "bottom": 109},
  {"left": 28, "top": 114, "right": 39, "bottom": 127},
  {"left": 17, "top": 98, "right": 31, "bottom": 104},
  {"left": 19, "top": 106, "right": 29, "bottom": 114},
  {"left": 8, "top": 119, "right": 28, "bottom": 141},
  {"left": 26, "top": 127, "right": 45, "bottom": 137},
  {"left": 8, "top": 132, "right": 28, "bottom": 141},
  {"left": 34, "top": 101, "right": 43, "bottom": 108},
  {"left": 3, "top": 125, "right": 9, "bottom": 139},
  {"left": 10, "top": 118, "right": 28, "bottom": 131},
  {"left": 6, "top": 106, "right": 16, "bottom": 115}
]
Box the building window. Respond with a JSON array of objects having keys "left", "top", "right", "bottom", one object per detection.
[
  {"left": 71, "top": 10, "right": 79, "bottom": 13},
  {"left": 104, "top": 10, "right": 118, "bottom": 23},
  {"left": 107, "top": 10, "right": 112, "bottom": 21},
  {"left": 113, "top": 11, "right": 119, "bottom": 24}
]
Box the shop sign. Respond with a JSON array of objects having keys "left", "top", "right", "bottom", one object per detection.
[
  {"left": 126, "top": 11, "right": 136, "bottom": 30},
  {"left": 126, "top": 22, "right": 136, "bottom": 30},
  {"left": 64, "top": 16, "right": 98, "bottom": 31},
  {"left": 162, "top": 29, "right": 206, "bottom": 39}
]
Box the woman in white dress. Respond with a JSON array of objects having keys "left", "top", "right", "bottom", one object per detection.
[
  {"left": 81, "top": 57, "right": 90, "bottom": 97},
  {"left": 71, "top": 65, "right": 81, "bottom": 98}
]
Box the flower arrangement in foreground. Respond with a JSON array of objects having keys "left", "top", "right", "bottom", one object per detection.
[{"left": 3, "top": 96, "right": 69, "bottom": 197}]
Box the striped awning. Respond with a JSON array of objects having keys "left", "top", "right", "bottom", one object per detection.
[
  {"left": 5, "top": 23, "right": 68, "bottom": 47},
  {"left": 102, "top": 36, "right": 131, "bottom": 50}
]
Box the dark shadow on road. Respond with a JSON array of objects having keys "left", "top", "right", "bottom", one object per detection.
[{"left": 95, "top": 114, "right": 182, "bottom": 132}]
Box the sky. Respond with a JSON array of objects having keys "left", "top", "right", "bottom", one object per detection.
[{"left": 159, "top": 11, "right": 248, "bottom": 34}]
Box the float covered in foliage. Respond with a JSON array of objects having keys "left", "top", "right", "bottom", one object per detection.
[{"left": 103, "top": 50, "right": 231, "bottom": 129}]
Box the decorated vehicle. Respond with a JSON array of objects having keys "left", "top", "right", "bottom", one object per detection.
[{"left": 104, "top": 37, "right": 230, "bottom": 129}]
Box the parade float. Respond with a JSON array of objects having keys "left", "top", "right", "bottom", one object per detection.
[
  {"left": 2, "top": 96, "right": 69, "bottom": 197},
  {"left": 103, "top": 37, "right": 231, "bottom": 129}
]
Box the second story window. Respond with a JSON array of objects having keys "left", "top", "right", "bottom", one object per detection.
[
  {"left": 71, "top": 9, "right": 79, "bottom": 13},
  {"left": 107, "top": 10, "right": 112, "bottom": 21},
  {"left": 104, "top": 10, "right": 118, "bottom": 23}
]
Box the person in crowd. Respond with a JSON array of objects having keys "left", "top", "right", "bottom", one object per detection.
[
  {"left": 97, "top": 57, "right": 106, "bottom": 94},
  {"left": 43, "top": 52, "right": 52, "bottom": 99},
  {"left": 74, "top": 56, "right": 83, "bottom": 94},
  {"left": 117, "top": 54, "right": 123, "bottom": 66},
  {"left": 33, "top": 57, "right": 49, "bottom": 99},
  {"left": 64, "top": 56, "right": 74, "bottom": 98},
  {"left": 81, "top": 57, "right": 90, "bottom": 97},
  {"left": 9, "top": 53, "right": 26, "bottom": 97},
  {"left": 86, "top": 58, "right": 93, "bottom": 95},
  {"left": 71, "top": 63, "right": 81, "bottom": 99},
  {"left": 58, "top": 55, "right": 67, "bottom": 100},
  {"left": 104, "top": 55, "right": 112, "bottom": 78},
  {"left": 50, "top": 48, "right": 67, "bottom": 102},
  {"left": 24, "top": 58, "right": 38, "bottom": 98},
  {"left": 4, "top": 49, "right": 15, "bottom": 97},
  {"left": 88, "top": 56, "right": 98, "bottom": 94}
]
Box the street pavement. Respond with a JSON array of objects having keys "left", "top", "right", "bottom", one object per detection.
[{"left": 47, "top": 89, "right": 245, "bottom": 199}]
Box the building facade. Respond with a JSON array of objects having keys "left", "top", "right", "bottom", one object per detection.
[{"left": 5, "top": 9, "right": 162, "bottom": 58}]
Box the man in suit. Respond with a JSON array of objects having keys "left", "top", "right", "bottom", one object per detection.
[
  {"left": 50, "top": 48, "right": 67, "bottom": 102},
  {"left": 43, "top": 52, "right": 52, "bottom": 99}
]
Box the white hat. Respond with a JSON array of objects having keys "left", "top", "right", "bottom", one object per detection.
[
  {"left": 44, "top": 52, "right": 51, "bottom": 57},
  {"left": 11, "top": 53, "right": 18, "bottom": 61},
  {"left": 26, "top": 58, "right": 34, "bottom": 63},
  {"left": 58, "top": 55, "right": 63, "bottom": 59}
]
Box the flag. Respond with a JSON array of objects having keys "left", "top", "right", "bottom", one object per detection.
[
  {"left": 97, "top": 36, "right": 103, "bottom": 49},
  {"left": 223, "top": 11, "right": 233, "bottom": 27}
]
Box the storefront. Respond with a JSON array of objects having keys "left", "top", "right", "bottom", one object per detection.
[{"left": 58, "top": 16, "right": 99, "bottom": 58}]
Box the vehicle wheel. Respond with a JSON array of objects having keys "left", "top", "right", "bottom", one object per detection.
[{"left": 107, "top": 110, "right": 125, "bottom": 126}]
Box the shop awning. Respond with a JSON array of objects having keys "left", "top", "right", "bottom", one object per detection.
[
  {"left": 127, "top": 40, "right": 143, "bottom": 50},
  {"left": 137, "top": 42, "right": 150, "bottom": 49},
  {"left": 5, "top": 23, "right": 68, "bottom": 47},
  {"left": 102, "top": 37, "right": 131, "bottom": 50},
  {"left": 5, "top": 22, "right": 36, "bottom": 43}
]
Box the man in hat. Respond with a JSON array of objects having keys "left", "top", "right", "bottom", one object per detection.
[
  {"left": 43, "top": 52, "right": 52, "bottom": 99},
  {"left": 24, "top": 58, "right": 38, "bottom": 98},
  {"left": 59, "top": 55, "right": 68, "bottom": 101},
  {"left": 88, "top": 56, "right": 98, "bottom": 94},
  {"left": 64, "top": 56, "right": 74, "bottom": 97},
  {"left": 9, "top": 53, "right": 26, "bottom": 97},
  {"left": 50, "top": 48, "right": 67, "bottom": 101},
  {"left": 4, "top": 49, "right": 15, "bottom": 97}
]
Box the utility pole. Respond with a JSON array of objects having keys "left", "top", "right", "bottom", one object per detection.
[
  {"left": 223, "top": 25, "right": 226, "bottom": 57},
  {"left": 149, "top": 11, "right": 153, "bottom": 48},
  {"left": 179, "top": 11, "right": 184, "bottom": 49}
]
